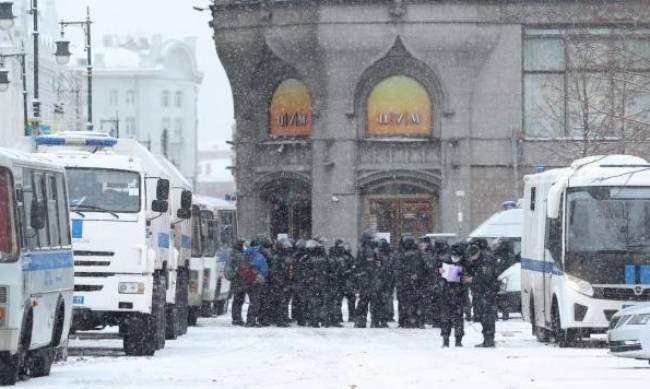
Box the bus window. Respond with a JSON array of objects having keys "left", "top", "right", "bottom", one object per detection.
[
  {"left": 22, "top": 168, "right": 39, "bottom": 250},
  {"left": 46, "top": 175, "right": 61, "bottom": 247},
  {"left": 35, "top": 173, "right": 50, "bottom": 247},
  {"left": 57, "top": 174, "right": 71, "bottom": 246},
  {"left": 200, "top": 210, "right": 216, "bottom": 257},
  {"left": 0, "top": 168, "right": 17, "bottom": 261}
]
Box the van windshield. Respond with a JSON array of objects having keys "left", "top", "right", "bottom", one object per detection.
[
  {"left": 0, "top": 168, "right": 16, "bottom": 262},
  {"left": 566, "top": 186, "right": 650, "bottom": 284},
  {"left": 67, "top": 168, "right": 141, "bottom": 214},
  {"left": 567, "top": 187, "right": 650, "bottom": 252}
]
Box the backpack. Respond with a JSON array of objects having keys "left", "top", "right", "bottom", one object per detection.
[{"left": 238, "top": 252, "right": 258, "bottom": 286}]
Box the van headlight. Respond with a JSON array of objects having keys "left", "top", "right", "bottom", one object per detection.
[
  {"left": 118, "top": 282, "right": 145, "bottom": 294},
  {"left": 566, "top": 275, "right": 594, "bottom": 297},
  {"left": 628, "top": 314, "right": 650, "bottom": 325}
]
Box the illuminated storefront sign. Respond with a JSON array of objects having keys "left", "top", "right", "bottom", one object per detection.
[
  {"left": 269, "top": 79, "right": 312, "bottom": 137},
  {"left": 367, "top": 75, "right": 431, "bottom": 136}
]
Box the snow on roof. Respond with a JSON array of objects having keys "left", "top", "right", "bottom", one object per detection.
[{"left": 470, "top": 208, "right": 523, "bottom": 239}]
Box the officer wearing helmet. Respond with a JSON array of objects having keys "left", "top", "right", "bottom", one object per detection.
[
  {"left": 438, "top": 242, "right": 467, "bottom": 347},
  {"left": 491, "top": 238, "right": 517, "bottom": 320},
  {"left": 274, "top": 237, "right": 294, "bottom": 326},
  {"left": 256, "top": 234, "right": 277, "bottom": 326},
  {"left": 464, "top": 240, "right": 499, "bottom": 347},
  {"left": 393, "top": 235, "right": 425, "bottom": 328},
  {"left": 304, "top": 239, "right": 331, "bottom": 327},
  {"left": 354, "top": 231, "right": 386, "bottom": 328},
  {"left": 292, "top": 239, "right": 308, "bottom": 325},
  {"left": 329, "top": 239, "right": 356, "bottom": 325}
]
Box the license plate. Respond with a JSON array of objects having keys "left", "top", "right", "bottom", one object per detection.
[{"left": 73, "top": 296, "right": 84, "bottom": 305}]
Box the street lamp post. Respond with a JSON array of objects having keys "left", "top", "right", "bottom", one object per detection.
[
  {"left": 0, "top": 44, "right": 28, "bottom": 134},
  {"left": 56, "top": 7, "right": 93, "bottom": 131},
  {"left": 0, "top": 1, "right": 41, "bottom": 140}
]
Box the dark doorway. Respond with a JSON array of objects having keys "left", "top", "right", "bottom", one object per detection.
[{"left": 261, "top": 178, "right": 311, "bottom": 240}]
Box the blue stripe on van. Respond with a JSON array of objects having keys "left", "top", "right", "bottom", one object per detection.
[
  {"left": 625, "top": 264, "right": 637, "bottom": 285},
  {"left": 71, "top": 219, "right": 83, "bottom": 239},
  {"left": 22, "top": 250, "right": 74, "bottom": 272},
  {"left": 158, "top": 233, "right": 170, "bottom": 249},
  {"left": 181, "top": 235, "right": 191, "bottom": 249},
  {"left": 640, "top": 265, "right": 650, "bottom": 285},
  {"left": 521, "top": 258, "right": 563, "bottom": 275}
]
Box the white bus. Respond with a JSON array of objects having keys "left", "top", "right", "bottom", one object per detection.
[
  {"left": 0, "top": 149, "right": 73, "bottom": 385},
  {"left": 522, "top": 155, "right": 650, "bottom": 346},
  {"left": 37, "top": 133, "right": 170, "bottom": 356}
]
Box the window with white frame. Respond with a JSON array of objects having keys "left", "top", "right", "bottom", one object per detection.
[
  {"left": 523, "top": 28, "right": 650, "bottom": 139},
  {"left": 126, "top": 90, "right": 136, "bottom": 105},
  {"left": 162, "top": 90, "right": 170, "bottom": 107},
  {"left": 175, "top": 91, "right": 183, "bottom": 107},
  {"left": 174, "top": 118, "right": 183, "bottom": 138},
  {"left": 126, "top": 117, "right": 136, "bottom": 136}
]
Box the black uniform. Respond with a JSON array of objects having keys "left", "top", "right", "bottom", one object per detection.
[
  {"left": 274, "top": 239, "right": 294, "bottom": 326},
  {"left": 355, "top": 233, "right": 386, "bottom": 328},
  {"left": 258, "top": 237, "right": 277, "bottom": 326},
  {"left": 438, "top": 242, "right": 466, "bottom": 347},
  {"left": 291, "top": 240, "right": 308, "bottom": 326},
  {"left": 467, "top": 244, "right": 499, "bottom": 347},
  {"left": 329, "top": 241, "right": 356, "bottom": 324},
  {"left": 394, "top": 236, "right": 425, "bottom": 328},
  {"left": 378, "top": 239, "right": 395, "bottom": 324},
  {"left": 304, "top": 240, "right": 331, "bottom": 327}
]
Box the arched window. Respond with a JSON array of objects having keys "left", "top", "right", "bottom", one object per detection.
[
  {"left": 269, "top": 79, "right": 312, "bottom": 137},
  {"left": 367, "top": 76, "right": 431, "bottom": 137}
]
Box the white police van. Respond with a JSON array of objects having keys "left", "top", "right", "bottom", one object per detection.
[
  {"left": 36, "top": 133, "right": 170, "bottom": 356},
  {"left": 0, "top": 148, "right": 73, "bottom": 385},
  {"left": 155, "top": 156, "right": 192, "bottom": 337},
  {"left": 522, "top": 155, "right": 650, "bottom": 346},
  {"left": 114, "top": 140, "right": 191, "bottom": 340},
  {"left": 187, "top": 201, "right": 206, "bottom": 325}
]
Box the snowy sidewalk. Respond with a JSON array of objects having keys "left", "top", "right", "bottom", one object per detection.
[{"left": 19, "top": 317, "right": 649, "bottom": 389}]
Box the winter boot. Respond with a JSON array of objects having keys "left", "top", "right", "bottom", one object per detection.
[
  {"left": 442, "top": 337, "right": 450, "bottom": 348},
  {"left": 475, "top": 337, "right": 495, "bottom": 348},
  {"left": 455, "top": 337, "right": 463, "bottom": 347}
]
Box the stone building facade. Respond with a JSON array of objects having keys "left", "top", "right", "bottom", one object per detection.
[{"left": 211, "top": 0, "right": 650, "bottom": 245}]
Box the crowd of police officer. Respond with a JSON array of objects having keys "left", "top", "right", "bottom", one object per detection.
[{"left": 224, "top": 232, "right": 517, "bottom": 348}]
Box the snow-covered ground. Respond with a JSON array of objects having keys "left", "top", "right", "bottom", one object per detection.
[{"left": 18, "top": 314, "right": 649, "bottom": 389}]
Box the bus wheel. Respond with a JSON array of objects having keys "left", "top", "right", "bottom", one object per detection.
[
  {"left": 0, "top": 353, "right": 20, "bottom": 385},
  {"left": 123, "top": 275, "right": 165, "bottom": 356}
]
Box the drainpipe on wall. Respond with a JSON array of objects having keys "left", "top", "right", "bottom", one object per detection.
[{"left": 511, "top": 126, "right": 520, "bottom": 199}]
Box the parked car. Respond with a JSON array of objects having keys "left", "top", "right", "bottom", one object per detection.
[{"left": 608, "top": 303, "right": 650, "bottom": 363}]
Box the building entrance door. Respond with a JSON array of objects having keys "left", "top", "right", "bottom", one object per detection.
[
  {"left": 363, "top": 194, "right": 436, "bottom": 247},
  {"left": 261, "top": 178, "right": 312, "bottom": 240}
]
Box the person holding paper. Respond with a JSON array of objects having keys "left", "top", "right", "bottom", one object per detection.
[{"left": 437, "top": 242, "right": 467, "bottom": 347}]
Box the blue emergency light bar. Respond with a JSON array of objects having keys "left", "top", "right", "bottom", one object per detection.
[{"left": 35, "top": 134, "right": 118, "bottom": 147}]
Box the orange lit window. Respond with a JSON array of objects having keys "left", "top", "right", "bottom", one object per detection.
[
  {"left": 269, "top": 79, "right": 312, "bottom": 137},
  {"left": 367, "top": 76, "right": 431, "bottom": 137}
]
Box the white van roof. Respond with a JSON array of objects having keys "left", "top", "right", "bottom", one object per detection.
[{"left": 469, "top": 208, "right": 523, "bottom": 239}]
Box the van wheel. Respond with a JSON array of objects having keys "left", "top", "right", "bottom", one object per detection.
[
  {"left": 124, "top": 275, "right": 166, "bottom": 356},
  {"left": 176, "top": 269, "right": 189, "bottom": 336},
  {"left": 215, "top": 300, "right": 227, "bottom": 316},
  {"left": 551, "top": 299, "right": 576, "bottom": 348},
  {"left": 30, "top": 348, "right": 54, "bottom": 378},
  {"left": 165, "top": 303, "right": 179, "bottom": 340}
]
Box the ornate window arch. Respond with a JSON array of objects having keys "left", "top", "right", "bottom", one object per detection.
[
  {"left": 367, "top": 75, "right": 431, "bottom": 137},
  {"left": 353, "top": 37, "right": 447, "bottom": 139},
  {"left": 268, "top": 79, "right": 313, "bottom": 137}
]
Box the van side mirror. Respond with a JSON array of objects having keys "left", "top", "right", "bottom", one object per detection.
[
  {"left": 181, "top": 190, "right": 192, "bottom": 210},
  {"left": 156, "top": 179, "right": 170, "bottom": 201},
  {"left": 30, "top": 199, "right": 46, "bottom": 230},
  {"left": 177, "top": 208, "right": 191, "bottom": 219},
  {"left": 152, "top": 199, "right": 168, "bottom": 213}
]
